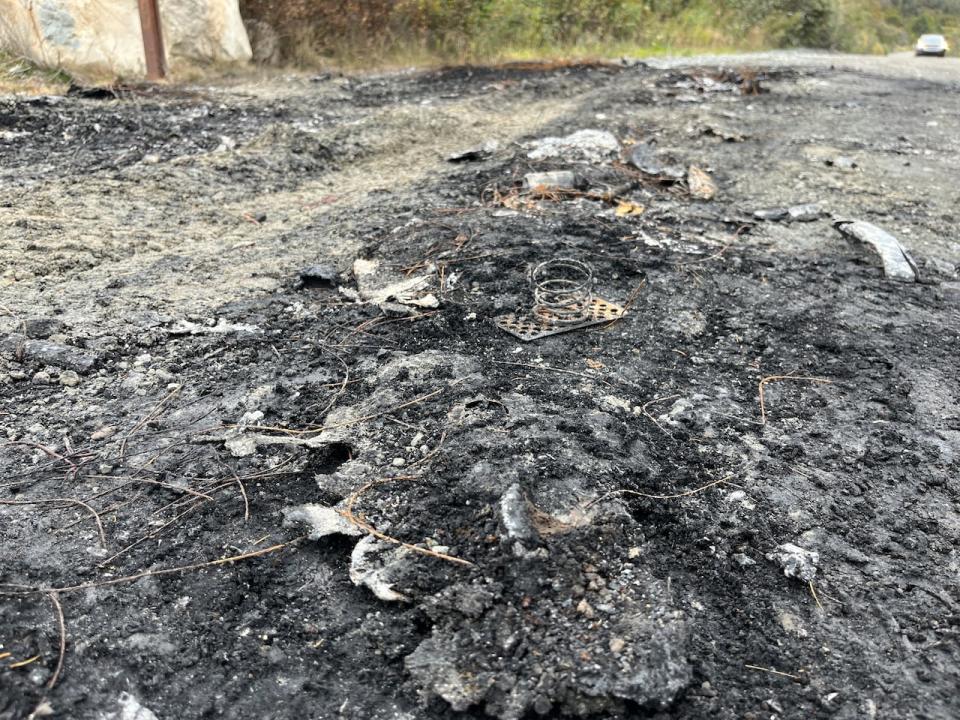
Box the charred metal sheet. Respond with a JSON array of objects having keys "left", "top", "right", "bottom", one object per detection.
[
  {"left": 835, "top": 220, "right": 917, "bottom": 282},
  {"left": 494, "top": 297, "right": 625, "bottom": 341}
]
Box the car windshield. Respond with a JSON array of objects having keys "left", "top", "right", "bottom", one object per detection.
[{"left": 920, "top": 35, "right": 944, "bottom": 42}]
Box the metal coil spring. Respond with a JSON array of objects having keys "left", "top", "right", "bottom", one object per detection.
[{"left": 531, "top": 258, "right": 594, "bottom": 324}]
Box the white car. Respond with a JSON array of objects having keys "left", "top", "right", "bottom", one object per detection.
[{"left": 916, "top": 34, "right": 949, "bottom": 56}]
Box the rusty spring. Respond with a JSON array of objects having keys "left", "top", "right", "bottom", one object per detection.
[{"left": 531, "top": 258, "right": 594, "bottom": 324}]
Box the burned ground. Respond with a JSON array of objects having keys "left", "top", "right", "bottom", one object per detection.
[{"left": 1, "top": 54, "right": 959, "bottom": 720}]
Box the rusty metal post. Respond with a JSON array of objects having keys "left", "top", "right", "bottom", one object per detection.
[{"left": 137, "top": 0, "right": 167, "bottom": 81}]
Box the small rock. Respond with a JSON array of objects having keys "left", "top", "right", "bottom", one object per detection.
[
  {"left": 499, "top": 484, "right": 537, "bottom": 541},
  {"left": 224, "top": 435, "right": 258, "bottom": 458},
  {"left": 447, "top": 139, "right": 498, "bottom": 162},
  {"left": 599, "top": 395, "right": 632, "bottom": 413},
  {"left": 927, "top": 257, "right": 958, "bottom": 279},
  {"left": 282, "top": 504, "right": 361, "bottom": 539},
  {"left": 755, "top": 203, "right": 823, "bottom": 222},
  {"left": 787, "top": 203, "right": 824, "bottom": 222},
  {"left": 732, "top": 553, "right": 756, "bottom": 567},
  {"left": 765, "top": 698, "right": 785, "bottom": 714},
  {"left": 778, "top": 610, "right": 808, "bottom": 638},
  {"left": 0, "top": 334, "right": 98, "bottom": 374},
  {"left": 527, "top": 129, "right": 620, "bottom": 162},
  {"left": 106, "top": 692, "right": 159, "bottom": 720},
  {"left": 576, "top": 599, "right": 595, "bottom": 618},
  {"left": 827, "top": 156, "right": 857, "bottom": 170},
  {"left": 767, "top": 543, "right": 819, "bottom": 581},
  {"left": 24, "top": 317, "right": 66, "bottom": 338},
  {"left": 609, "top": 637, "right": 626, "bottom": 653},
  {"left": 32, "top": 370, "right": 51, "bottom": 384},
  {"left": 753, "top": 207, "right": 789, "bottom": 221},
  {"left": 152, "top": 368, "right": 174, "bottom": 383},
  {"left": 298, "top": 264, "right": 338, "bottom": 288},
  {"left": 628, "top": 141, "right": 664, "bottom": 175},
  {"left": 702, "top": 124, "right": 746, "bottom": 142},
  {"left": 28, "top": 666, "right": 50, "bottom": 686},
  {"left": 59, "top": 370, "right": 80, "bottom": 387},
  {"left": 392, "top": 457, "right": 406, "bottom": 467}
]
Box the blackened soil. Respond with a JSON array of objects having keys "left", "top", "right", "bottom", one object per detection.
[{"left": 1, "top": 55, "right": 959, "bottom": 720}]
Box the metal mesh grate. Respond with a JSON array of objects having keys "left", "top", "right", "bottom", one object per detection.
[{"left": 494, "top": 297, "right": 625, "bottom": 341}]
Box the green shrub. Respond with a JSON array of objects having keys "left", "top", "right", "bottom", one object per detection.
[{"left": 237, "top": 0, "right": 960, "bottom": 67}]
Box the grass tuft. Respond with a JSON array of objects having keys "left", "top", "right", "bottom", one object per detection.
[{"left": 0, "top": 52, "right": 71, "bottom": 95}]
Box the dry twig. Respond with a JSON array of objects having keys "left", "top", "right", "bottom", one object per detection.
[
  {"left": 46, "top": 592, "right": 65, "bottom": 690},
  {"left": 493, "top": 360, "right": 611, "bottom": 385},
  {"left": 758, "top": 374, "right": 832, "bottom": 424},
  {"left": 586, "top": 477, "right": 731, "bottom": 509},
  {"left": 339, "top": 477, "right": 474, "bottom": 567},
  {"left": 0, "top": 497, "right": 106, "bottom": 547},
  {"left": 233, "top": 387, "right": 446, "bottom": 437},
  {"left": 640, "top": 393, "right": 681, "bottom": 433},
  {"left": 120, "top": 385, "right": 182, "bottom": 457},
  {"left": 603, "top": 278, "right": 646, "bottom": 329},
  {"left": 8, "top": 655, "right": 40, "bottom": 668},
  {"left": 1, "top": 539, "right": 301, "bottom": 596},
  {"left": 744, "top": 664, "right": 802, "bottom": 680},
  {"left": 2, "top": 441, "right": 81, "bottom": 480},
  {"left": 98, "top": 498, "right": 209, "bottom": 568},
  {"left": 809, "top": 580, "right": 824, "bottom": 612}
]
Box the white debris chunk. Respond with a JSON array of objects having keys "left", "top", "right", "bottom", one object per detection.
[
  {"left": 527, "top": 129, "right": 620, "bottom": 162},
  {"left": 168, "top": 318, "right": 261, "bottom": 335},
  {"left": 353, "top": 258, "right": 439, "bottom": 308},
  {"left": 499, "top": 484, "right": 536, "bottom": 541},
  {"left": 349, "top": 535, "right": 410, "bottom": 602},
  {"left": 98, "top": 692, "right": 159, "bottom": 720},
  {"left": 767, "top": 543, "right": 819, "bottom": 582},
  {"left": 835, "top": 220, "right": 917, "bottom": 282},
  {"left": 282, "top": 504, "right": 361, "bottom": 539},
  {"left": 222, "top": 431, "right": 331, "bottom": 457}
]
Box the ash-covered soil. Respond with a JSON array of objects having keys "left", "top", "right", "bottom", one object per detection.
[{"left": 1, "top": 54, "right": 959, "bottom": 720}]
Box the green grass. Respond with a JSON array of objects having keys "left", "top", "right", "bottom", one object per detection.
[
  {"left": 0, "top": 52, "right": 71, "bottom": 94},
  {"left": 241, "top": 0, "right": 960, "bottom": 70}
]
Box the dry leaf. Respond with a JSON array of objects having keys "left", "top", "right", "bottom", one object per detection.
[
  {"left": 615, "top": 200, "right": 645, "bottom": 217},
  {"left": 687, "top": 165, "right": 717, "bottom": 200},
  {"left": 585, "top": 358, "right": 604, "bottom": 369}
]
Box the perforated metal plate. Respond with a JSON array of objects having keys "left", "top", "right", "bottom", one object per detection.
[{"left": 494, "top": 298, "right": 625, "bottom": 341}]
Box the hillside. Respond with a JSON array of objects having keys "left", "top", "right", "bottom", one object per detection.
[{"left": 238, "top": 0, "right": 960, "bottom": 66}]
